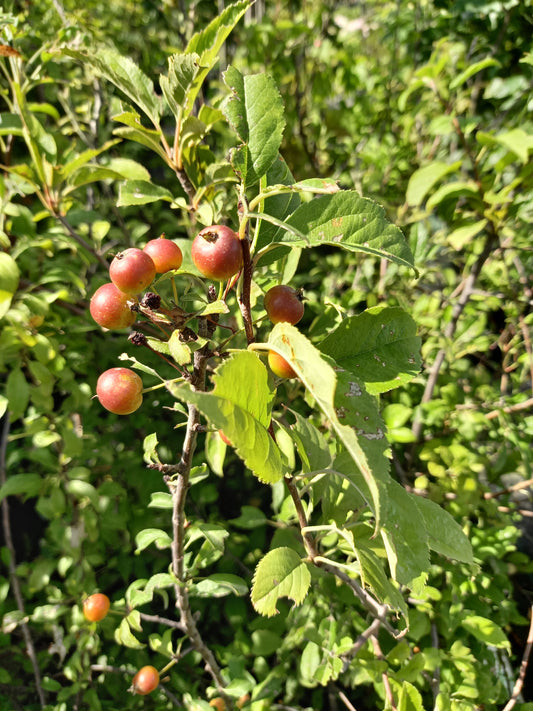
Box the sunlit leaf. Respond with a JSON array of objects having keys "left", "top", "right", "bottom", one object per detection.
[{"left": 251, "top": 547, "right": 311, "bottom": 616}]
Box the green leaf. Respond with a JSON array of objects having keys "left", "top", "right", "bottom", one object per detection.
[
  {"left": 426, "top": 181, "right": 480, "bottom": 212},
  {"left": 414, "top": 496, "right": 473, "bottom": 564},
  {"left": 0, "top": 252, "right": 20, "bottom": 319},
  {"left": 477, "top": 128, "right": 533, "bottom": 164},
  {"left": 270, "top": 191, "right": 416, "bottom": 271},
  {"left": 398, "top": 681, "right": 426, "bottom": 711},
  {"left": 287, "top": 409, "right": 333, "bottom": 472},
  {"left": 255, "top": 155, "right": 300, "bottom": 252},
  {"left": 461, "top": 615, "right": 510, "bottom": 649},
  {"left": 446, "top": 220, "right": 488, "bottom": 250},
  {"left": 63, "top": 48, "right": 161, "bottom": 126},
  {"left": 134, "top": 528, "right": 172, "bottom": 553},
  {"left": 114, "top": 616, "right": 145, "bottom": 649},
  {"left": 168, "top": 351, "right": 286, "bottom": 484},
  {"left": 183, "top": 0, "right": 250, "bottom": 113},
  {"left": 0, "top": 474, "right": 42, "bottom": 502},
  {"left": 59, "top": 139, "right": 122, "bottom": 179},
  {"left": 5, "top": 368, "right": 29, "bottom": 420},
  {"left": 160, "top": 52, "right": 199, "bottom": 122},
  {"left": 117, "top": 179, "right": 173, "bottom": 207},
  {"left": 356, "top": 544, "right": 408, "bottom": 617},
  {"left": 320, "top": 306, "right": 421, "bottom": 395},
  {"left": 251, "top": 547, "right": 311, "bottom": 617},
  {"left": 380, "top": 480, "right": 430, "bottom": 586},
  {"left": 189, "top": 574, "right": 248, "bottom": 598},
  {"left": 148, "top": 492, "right": 173, "bottom": 510},
  {"left": 406, "top": 161, "right": 462, "bottom": 207},
  {"left": 224, "top": 68, "right": 285, "bottom": 186},
  {"left": 0, "top": 113, "right": 23, "bottom": 136},
  {"left": 231, "top": 505, "right": 268, "bottom": 529},
  {"left": 449, "top": 58, "right": 500, "bottom": 90},
  {"left": 267, "top": 323, "right": 385, "bottom": 526}
]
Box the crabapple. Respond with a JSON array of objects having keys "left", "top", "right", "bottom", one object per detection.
[
  {"left": 264, "top": 285, "right": 304, "bottom": 325},
  {"left": 268, "top": 350, "right": 297, "bottom": 379},
  {"left": 131, "top": 665, "right": 160, "bottom": 695},
  {"left": 83, "top": 593, "right": 110, "bottom": 622},
  {"left": 109, "top": 248, "right": 156, "bottom": 294},
  {"left": 90, "top": 282, "right": 137, "bottom": 330},
  {"left": 191, "top": 225, "right": 243, "bottom": 281},
  {"left": 143, "top": 236, "right": 183, "bottom": 273},
  {"left": 96, "top": 367, "right": 143, "bottom": 415}
]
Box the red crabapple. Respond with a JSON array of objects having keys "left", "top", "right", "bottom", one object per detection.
[
  {"left": 83, "top": 593, "right": 110, "bottom": 622},
  {"left": 131, "top": 665, "right": 160, "bottom": 695},
  {"left": 268, "top": 350, "right": 297, "bottom": 379},
  {"left": 264, "top": 285, "right": 304, "bottom": 325},
  {"left": 143, "top": 236, "right": 183, "bottom": 273},
  {"left": 191, "top": 225, "right": 243, "bottom": 281},
  {"left": 96, "top": 367, "right": 143, "bottom": 415},
  {"left": 90, "top": 282, "right": 137, "bottom": 330},
  {"left": 109, "top": 248, "right": 156, "bottom": 294}
]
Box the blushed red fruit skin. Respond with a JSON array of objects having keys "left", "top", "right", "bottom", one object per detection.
[
  {"left": 268, "top": 350, "right": 297, "bottom": 379},
  {"left": 264, "top": 285, "right": 304, "bottom": 325},
  {"left": 96, "top": 367, "right": 143, "bottom": 415},
  {"left": 143, "top": 237, "right": 183, "bottom": 273},
  {"left": 83, "top": 593, "right": 110, "bottom": 622},
  {"left": 191, "top": 225, "right": 243, "bottom": 281},
  {"left": 90, "top": 282, "right": 137, "bottom": 330},
  {"left": 218, "top": 430, "right": 232, "bottom": 447},
  {"left": 132, "top": 665, "right": 160, "bottom": 695},
  {"left": 109, "top": 248, "right": 156, "bottom": 294}
]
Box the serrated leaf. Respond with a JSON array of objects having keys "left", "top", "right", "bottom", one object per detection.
[
  {"left": 63, "top": 48, "right": 161, "bottom": 126},
  {"left": 320, "top": 306, "right": 421, "bottom": 395},
  {"left": 224, "top": 68, "right": 285, "bottom": 186},
  {"left": 0, "top": 473, "right": 42, "bottom": 502},
  {"left": 255, "top": 155, "right": 300, "bottom": 252},
  {"left": 270, "top": 191, "right": 416, "bottom": 271},
  {"left": 143, "top": 432, "right": 160, "bottom": 465},
  {"left": 189, "top": 573, "right": 248, "bottom": 598},
  {"left": 461, "top": 615, "right": 510, "bottom": 649},
  {"left": 160, "top": 52, "right": 199, "bottom": 121},
  {"left": 183, "top": 0, "right": 250, "bottom": 114},
  {"left": 380, "top": 480, "right": 430, "bottom": 586},
  {"left": 251, "top": 547, "right": 311, "bottom": 616},
  {"left": 267, "top": 324, "right": 385, "bottom": 526},
  {"left": 117, "top": 179, "right": 173, "bottom": 206},
  {"left": 414, "top": 496, "right": 473, "bottom": 564},
  {"left": 135, "top": 528, "right": 172, "bottom": 553},
  {"left": 287, "top": 409, "right": 333, "bottom": 472},
  {"left": 169, "top": 351, "right": 286, "bottom": 483},
  {"left": 355, "top": 545, "right": 408, "bottom": 617},
  {"left": 406, "top": 161, "right": 462, "bottom": 207}
]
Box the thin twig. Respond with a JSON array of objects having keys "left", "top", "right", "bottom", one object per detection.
[
  {"left": 502, "top": 605, "right": 533, "bottom": 711},
  {"left": 341, "top": 616, "right": 383, "bottom": 672},
  {"left": 371, "top": 636, "right": 397, "bottom": 711},
  {"left": 0, "top": 415, "right": 47, "bottom": 709}
]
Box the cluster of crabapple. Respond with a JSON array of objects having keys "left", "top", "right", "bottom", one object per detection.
[
  {"left": 82, "top": 593, "right": 160, "bottom": 695},
  {"left": 90, "top": 226, "right": 304, "bottom": 417}
]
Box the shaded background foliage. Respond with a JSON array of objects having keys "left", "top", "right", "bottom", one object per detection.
[{"left": 1, "top": 0, "right": 533, "bottom": 709}]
